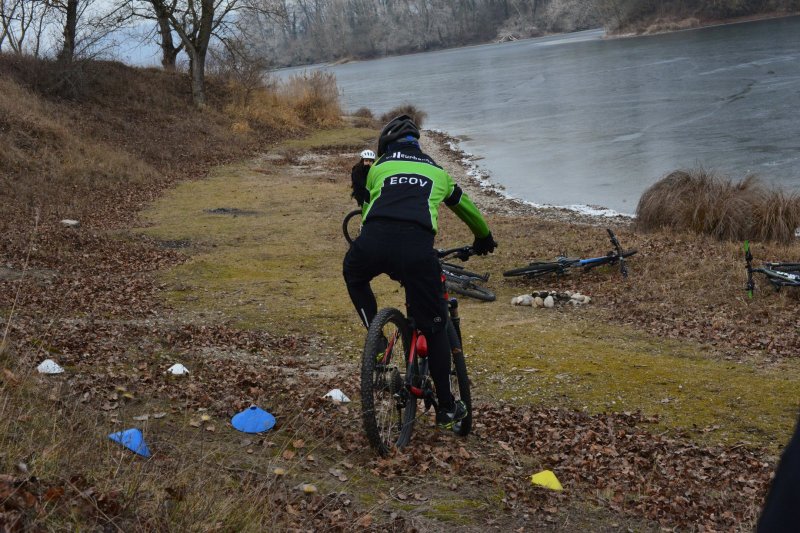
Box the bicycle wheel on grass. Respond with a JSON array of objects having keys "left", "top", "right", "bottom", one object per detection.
[
  {"left": 360, "top": 307, "right": 416, "bottom": 455},
  {"left": 503, "top": 262, "right": 563, "bottom": 278},
  {"left": 446, "top": 321, "right": 472, "bottom": 436},
  {"left": 445, "top": 278, "right": 496, "bottom": 302}
]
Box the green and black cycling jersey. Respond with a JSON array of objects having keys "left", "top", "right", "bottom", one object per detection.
[{"left": 362, "top": 143, "right": 490, "bottom": 238}]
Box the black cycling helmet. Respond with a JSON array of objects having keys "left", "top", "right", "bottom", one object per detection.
[{"left": 377, "top": 114, "right": 420, "bottom": 157}]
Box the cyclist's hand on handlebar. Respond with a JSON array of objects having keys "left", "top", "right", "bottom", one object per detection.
[{"left": 472, "top": 232, "right": 497, "bottom": 256}]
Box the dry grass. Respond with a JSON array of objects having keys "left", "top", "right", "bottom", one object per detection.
[
  {"left": 379, "top": 104, "right": 428, "bottom": 128},
  {"left": 0, "top": 348, "right": 362, "bottom": 531},
  {"left": 0, "top": 53, "right": 344, "bottom": 246},
  {"left": 351, "top": 107, "right": 377, "bottom": 128},
  {"left": 636, "top": 169, "right": 800, "bottom": 244},
  {"left": 281, "top": 71, "right": 342, "bottom": 128}
]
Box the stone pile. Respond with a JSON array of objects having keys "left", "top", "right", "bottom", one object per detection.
[{"left": 511, "top": 290, "right": 591, "bottom": 308}]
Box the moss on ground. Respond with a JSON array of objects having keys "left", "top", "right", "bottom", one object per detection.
[
  {"left": 137, "top": 126, "right": 800, "bottom": 451},
  {"left": 281, "top": 127, "right": 376, "bottom": 150}
]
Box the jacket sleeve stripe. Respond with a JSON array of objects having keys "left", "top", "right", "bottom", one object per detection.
[{"left": 444, "top": 185, "right": 463, "bottom": 206}]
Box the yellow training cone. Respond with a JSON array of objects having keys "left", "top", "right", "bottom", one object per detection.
[{"left": 530, "top": 470, "right": 563, "bottom": 491}]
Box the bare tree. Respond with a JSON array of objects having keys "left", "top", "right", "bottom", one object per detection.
[
  {"left": 147, "top": 0, "right": 242, "bottom": 105},
  {"left": 1, "top": 0, "right": 52, "bottom": 54},
  {"left": 149, "top": 0, "right": 183, "bottom": 69},
  {"left": 50, "top": 0, "right": 133, "bottom": 61}
]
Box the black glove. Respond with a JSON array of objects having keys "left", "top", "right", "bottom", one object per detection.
[{"left": 472, "top": 232, "right": 497, "bottom": 256}]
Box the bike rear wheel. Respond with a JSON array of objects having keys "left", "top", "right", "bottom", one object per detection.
[
  {"left": 343, "top": 209, "right": 362, "bottom": 245},
  {"left": 447, "top": 322, "right": 472, "bottom": 436},
  {"left": 360, "top": 307, "right": 416, "bottom": 456}
]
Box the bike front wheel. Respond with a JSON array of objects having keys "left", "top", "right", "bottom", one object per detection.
[{"left": 360, "top": 307, "right": 416, "bottom": 456}]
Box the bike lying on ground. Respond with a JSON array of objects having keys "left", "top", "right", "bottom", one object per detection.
[
  {"left": 503, "top": 228, "right": 637, "bottom": 280},
  {"left": 360, "top": 246, "right": 474, "bottom": 456},
  {"left": 440, "top": 249, "right": 496, "bottom": 302},
  {"left": 744, "top": 240, "right": 800, "bottom": 298},
  {"left": 343, "top": 209, "right": 495, "bottom": 301}
]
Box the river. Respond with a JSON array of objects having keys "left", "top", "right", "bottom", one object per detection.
[{"left": 276, "top": 16, "right": 800, "bottom": 215}]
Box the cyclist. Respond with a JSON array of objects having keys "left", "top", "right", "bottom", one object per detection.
[
  {"left": 350, "top": 149, "right": 375, "bottom": 206},
  {"left": 342, "top": 115, "right": 496, "bottom": 430},
  {"left": 758, "top": 412, "right": 800, "bottom": 531}
]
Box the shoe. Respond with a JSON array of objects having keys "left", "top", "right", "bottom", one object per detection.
[{"left": 436, "top": 400, "right": 468, "bottom": 430}]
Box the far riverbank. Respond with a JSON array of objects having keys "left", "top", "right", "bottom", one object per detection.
[{"left": 609, "top": 10, "right": 800, "bottom": 38}]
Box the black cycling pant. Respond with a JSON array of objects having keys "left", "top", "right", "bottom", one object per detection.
[
  {"left": 342, "top": 220, "right": 454, "bottom": 409},
  {"left": 758, "top": 411, "right": 800, "bottom": 532}
]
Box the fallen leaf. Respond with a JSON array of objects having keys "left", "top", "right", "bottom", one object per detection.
[{"left": 44, "top": 486, "right": 65, "bottom": 502}]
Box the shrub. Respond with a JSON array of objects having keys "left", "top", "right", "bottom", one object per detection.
[
  {"left": 636, "top": 169, "right": 800, "bottom": 244},
  {"left": 352, "top": 107, "right": 377, "bottom": 128},
  {"left": 379, "top": 104, "right": 428, "bottom": 128},
  {"left": 281, "top": 70, "right": 342, "bottom": 128},
  {"left": 353, "top": 107, "right": 373, "bottom": 119}
]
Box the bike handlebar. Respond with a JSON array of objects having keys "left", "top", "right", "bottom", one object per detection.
[
  {"left": 437, "top": 246, "right": 475, "bottom": 261},
  {"left": 606, "top": 229, "right": 629, "bottom": 279}
]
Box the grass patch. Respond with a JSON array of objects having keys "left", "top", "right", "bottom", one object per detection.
[
  {"left": 281, "top": 126, "right": 377, "bottom": 151},
  {"left": 426, "top": 498, "right": 487, "bottom": 523}
]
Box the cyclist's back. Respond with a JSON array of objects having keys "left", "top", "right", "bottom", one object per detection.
[{"left": 342, "top": 114, "right": 496, "bottom": 430}]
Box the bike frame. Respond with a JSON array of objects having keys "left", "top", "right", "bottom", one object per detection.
[{"left": 378, "top": 288, "right": 462, "bottom": 414}]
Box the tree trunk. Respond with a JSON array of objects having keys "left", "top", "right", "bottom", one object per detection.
[
  {"left": 59, "top": 0, "right": 78, "bottom": 61},
  {"left": 188, "top": 0, "right": 214, "bottom": 106},
  {"left": 151, "top": 0, "right": 180, "bottom": 70},
  {"left": 189, "top": 48, "right": 207, "bottom": 106}
]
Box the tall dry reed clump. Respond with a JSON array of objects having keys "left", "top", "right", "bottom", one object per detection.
[
  {"left": 226, "top": 70, "right": 343, "bottom": 133},
  {"left": 636, "top": 169, "right": 800, "bottom": 244},
  {"left": 280, "top": 70, "right": 342, "bottom": 128}
]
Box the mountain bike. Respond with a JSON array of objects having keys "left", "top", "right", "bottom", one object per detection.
[
  {"left": 359, "top": 246, "right": 474, "bottom": 456},
  {"left": 503, "top": 228, "right": 637, "bottom": 279},
  {"left": 744, "top": 240, "right": 800, "bottom": 298},
  {"left": 343, "top": 209, "right": 495, "bottom": 301}
]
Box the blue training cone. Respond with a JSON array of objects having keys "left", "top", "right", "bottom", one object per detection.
[
  {"left": 231, "top": 405, "right": 276, "bottom": 434},
  {"left": 108, "top": 428, "right": 152, "bottom": 457}
]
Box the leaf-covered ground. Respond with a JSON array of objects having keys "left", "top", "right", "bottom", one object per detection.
[{"left": 2, "top": 124, "right": 798, "bottom": 531}]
